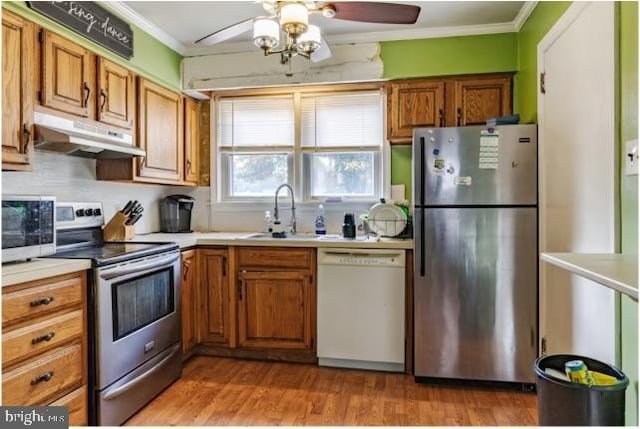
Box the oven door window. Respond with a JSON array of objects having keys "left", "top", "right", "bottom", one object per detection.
[{"left": 112, "top": 268, "right": 175, "bottom": 340}]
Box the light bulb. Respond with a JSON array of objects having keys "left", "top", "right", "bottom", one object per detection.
[
  {"left": 280, "top": 2, "right": 308, "bottom": 36},
  {"left": 297, "top": 24, "right": 321, "bottom": 54},
  {"left": 253, "top": 18, "right": 279, "bottom": 49}
]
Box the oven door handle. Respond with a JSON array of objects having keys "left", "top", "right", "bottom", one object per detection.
[
  {"left": 102, "top": 344, "right": 179, "bottom": 401},
  {"left": 99, "top": 252, "right": 180, "bottom": 280}
]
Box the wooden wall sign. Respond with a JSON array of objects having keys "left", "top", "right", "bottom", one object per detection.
[{"left": 27, "top": 1, "right": 134, "bottom": 59}]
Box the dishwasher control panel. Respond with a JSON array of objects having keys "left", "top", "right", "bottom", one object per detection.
[{"left": 318, "top": 248, "right": 406, "bottom": 268}]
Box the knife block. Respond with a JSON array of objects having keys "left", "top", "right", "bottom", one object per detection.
[{"left": 103, "top": 212, "right": 136, "bottom": 242}]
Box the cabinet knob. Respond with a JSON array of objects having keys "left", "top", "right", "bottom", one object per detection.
[
  {"left": 22, "top": 123, "right": 31, "bottom": 150},
  {"left": 439, "top": 109, "right": 444, "bottom": 127},
  {"left": 100, "top": 89, "right": 107, "bottom": 112},
  {"left": 30, "top": 296, "right": 54, "bottom": 307},
  {"left": 83, "top": 82, "right": 91, "bottom": 108},
  {"left": 457, "top": 108, "right": 462, "bottom": 126},
  {"left": 32, "top": 331, "right": 55, "bottom": 344}
]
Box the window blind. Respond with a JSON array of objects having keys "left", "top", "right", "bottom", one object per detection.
[
  {"left": 218, "top": 96, "right": 295, "bottom": 148},
  {"left": 301, "top": 91, "right": 383, "bottom": 148}
]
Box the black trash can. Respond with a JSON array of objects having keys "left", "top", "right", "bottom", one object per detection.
[{"left": 534, "top": 354, "right": 629, "bottom": 426}]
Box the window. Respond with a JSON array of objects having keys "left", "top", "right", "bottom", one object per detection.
[{"left": 216, "top": 87, "right": 385, "bottom": 202}]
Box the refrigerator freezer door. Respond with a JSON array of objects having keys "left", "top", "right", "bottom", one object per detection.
[
  {"left": 414, "top": 124, "right": 537, "bottom": 206},
  {"left": 414, "top": 207, "right": 538, "bottom": 383}
]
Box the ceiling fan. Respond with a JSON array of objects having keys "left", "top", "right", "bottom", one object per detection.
[{"left": 195, "top": 1, "right": 421, "bottom": 65}]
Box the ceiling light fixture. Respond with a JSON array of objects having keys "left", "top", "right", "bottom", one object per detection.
[{"left": 252, "top": 1, "right": 323, "bottom": 65}]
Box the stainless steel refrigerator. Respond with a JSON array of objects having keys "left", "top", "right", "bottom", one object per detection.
[{"left": 413, "top": 124, "right": 538, "bottom": 384}]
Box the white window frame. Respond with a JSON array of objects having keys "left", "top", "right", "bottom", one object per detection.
[{"left": 211, "top": 84, "right": 390, "bottom": 209}]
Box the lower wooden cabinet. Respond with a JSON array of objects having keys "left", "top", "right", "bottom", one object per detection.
[
  {"left": 237, "top": 270, "right": 313, "bottom": 350},
  {"left": 180, "top": 249, "right": 198, "bottom": 356},
  {"left": 1, "top": 271, "right": 87, "bottom": 423},
  {"left": 198, "top": 248, "right": 229, "bottom": 345}
]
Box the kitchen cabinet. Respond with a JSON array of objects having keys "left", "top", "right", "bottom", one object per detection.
[
  {"left": 452, "top": 75, "right": 512, "bottom": 126},
  {"left": 237, "top": 270, "right": 313, "bottom": 350},
  {"left": 184, "top": 97, "right": 200, "bottom": 184},
  {"left": 97, "top": 57, "right": 135, "bottom": 129},
  {"left": 137, "top": 78, "right": 184, "bottom": 182},
  {"left": 198, "top": 249, "right": 229, "bottom": 345},
  {"left": 180, "top": 250, "right": 198, "bottom": 356},
  {"left": 387, "top": 80, "right": 445, "bottom": 141},
  {"left": 2, "top": 10, "right": 34, "bottom": 171},
  {"left": 41, "top": 30, "right": 94, "bottom": 119},
  {"left": 386, "top": 73, "right": 513, "bottom": 143},
  {"left": 2, "top": 271, "right": 87, "bottom": 421}
]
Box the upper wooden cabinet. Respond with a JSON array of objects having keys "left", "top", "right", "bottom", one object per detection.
[
  {"left": 137, "top": 78, "right": 184, "bottom": 182},
  {"left": 41, "top": 30, "right": 94, "bottom": 119},
  {"left": 199, "top": 249, "right": 229, "bottom": 345},
  {"left": 184, "top": 97, "right": 200, "bottom": 184},
  {"left": 237, "top": 270, "right": 313, "bottom": 350},
  {"left": 452, "top": 75, "right": 512, "bottom": 126},
  {"left": 181, "top": 249, "right": 198, "bottom": 356},
  {"left": 2, "top": 10, "right": 34, "bottom": 171},
  {"left": 97, "top": 58, "right": 135, "bottom": 129},
  {"left": 386, "top": 73, "right": 513, "bottom": 143},
  {"left": 387, "top": 80, "right": 445, "bottom": 141}
]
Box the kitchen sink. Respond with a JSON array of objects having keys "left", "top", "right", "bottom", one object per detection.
[{"left": 238, "top": 232, "right": 321, "bottom": 240}]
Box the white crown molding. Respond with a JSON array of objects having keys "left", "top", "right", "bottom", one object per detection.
[
  {"left": 183, "top": 21, "right": 517, "bottom": 57},
  {"left": 105, "top": 1, "right": 540, "bottom": 58},
  {"left": 101, "top": 1, "right": 188, "bottom": 55},
  {"left": 514, "top": 1, "right": 539, "bottom": 31}
]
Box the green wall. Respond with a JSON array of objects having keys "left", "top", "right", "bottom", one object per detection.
[
  {"left": 3, "top": 1, "right": 182, "bottom": 90},
  {"left": 380, "top": 33, "right": 517, "bottom": 80},
  {"left": 381, "top": 33, "right": 519, "bottom": 199},
  {"left": 513, "top": 2, "right": 572, "bottom": 123},
  {"left": 620, "top": 1, "right": 638, "bottom": 425}
]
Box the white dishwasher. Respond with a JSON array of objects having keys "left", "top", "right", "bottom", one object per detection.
[{"left": 317, "top": 247, "right": 405, "bottom": 372}]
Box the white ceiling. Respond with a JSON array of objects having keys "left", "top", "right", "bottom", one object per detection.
[{"left": 115, "top": 1, "right": 532, "bottom": 56}]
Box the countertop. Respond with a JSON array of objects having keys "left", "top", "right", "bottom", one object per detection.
[
  {"left": 2, "top": 258, "right": 92, "bottom": 288},
  {"left": 541, "top": 253, "right": 638, "bottom": 301},
  {"left": 134, "top": 231, "right": 414, "bottom": 250}
]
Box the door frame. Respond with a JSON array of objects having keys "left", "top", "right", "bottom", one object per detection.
[{"left": 536, "top": 1, "right": 620, "bottom": 360}]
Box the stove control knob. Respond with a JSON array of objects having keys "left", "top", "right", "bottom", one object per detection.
[
  {"left": 85, "top": 208, "right": 94, "bottom": 216},
  {"left": 76, "top": 209, "right": 85, "bottom": 217},
  {"left": 94, "top": 208, "right": 102, "bottom": 216}
]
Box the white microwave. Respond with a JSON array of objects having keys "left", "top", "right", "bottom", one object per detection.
[{"left": 2, "top": 196, "right": 56, "bottom": 263}]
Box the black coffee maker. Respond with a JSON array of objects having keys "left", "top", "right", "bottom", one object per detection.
[{"left": 159, "top": 195, "right": 195, "bottom": 233}]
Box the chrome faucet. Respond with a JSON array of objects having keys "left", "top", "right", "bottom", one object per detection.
[{"left": 274, "top": 183, "right": 296, "bottom": 235}]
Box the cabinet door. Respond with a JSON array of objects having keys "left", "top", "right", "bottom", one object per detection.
[
  {"left": 238, "top": 271, "right": 312, "bottom": 350},
  {"left": 137, "top": 78, "right": 183, "bottom": 182},
  {"left": 2, "top": 11, "right": 34, "bottom": 170},
  {"left": 41, "top": 31, "right": 93, "bottom": 118},
  {"left": 97, "top": 57, "right": 134, "bottom": 129},
  {"left": 388, "top": 80, "right": 445, "bottom": 141},
  {"left": 452, "top": 76, "right": 512, "bottom": 126},
  {"left": 184, "top": 97, "right": 200, "bottom": 184},
  {"left": 180, "top": 250, "right": 198, "bottom": 355},
  {"left": 199, "top": 249, "right": 229, "bottom": 344}
]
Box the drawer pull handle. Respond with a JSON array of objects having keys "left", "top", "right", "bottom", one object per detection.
[
  {"left": 30, "top": 296, "right": 54, "bottom": 307},
  {"left": 32, "top": 332, "right": 55, "bottom": 344},
  {"left": 30, "top": 371, "right": 54, "bottom": 385}
]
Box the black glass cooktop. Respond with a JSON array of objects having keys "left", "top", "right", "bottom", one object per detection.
[{"left": 47, "top": 241, "right": 178, "bottom": 267}]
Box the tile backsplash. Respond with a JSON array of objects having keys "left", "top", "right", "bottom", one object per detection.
[{"left": 2, "top": 152, "right": 206, "bottom": 234}]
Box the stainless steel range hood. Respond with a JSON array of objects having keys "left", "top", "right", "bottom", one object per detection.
[{"left": 34, "top": 111, "right": 145, "bottom": 159}]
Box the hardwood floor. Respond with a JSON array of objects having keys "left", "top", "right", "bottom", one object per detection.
[{"left": 127, "top": 356, "right": 538, "bottom": 426}]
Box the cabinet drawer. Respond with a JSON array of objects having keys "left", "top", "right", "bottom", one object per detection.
[
  {"left": 50, "top": 385, "right": 87, "bottom": 426},
  {"left": 3, "top": 310, "right": 83, "bottom": 368},
  {"left": 237, "top": 247, "right": 313, "bottom": 270},
  {"left": 3, "top": 275, "right": 83, "bottom": 325},
  {"left": 2, "top": 342, "right": 83, "bottom": 406}
]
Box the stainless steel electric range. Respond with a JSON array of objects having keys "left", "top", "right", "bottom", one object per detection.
[{"left": 46, "top": 202, "right": 182, "bottom": 426}]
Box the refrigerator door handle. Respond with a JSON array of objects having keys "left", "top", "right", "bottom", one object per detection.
[
  {"left": 419, "top": 210, "right": 425, "bottom": 277},
  {"left": 419, "top": 137, "right": 426, "bottom": 206}
]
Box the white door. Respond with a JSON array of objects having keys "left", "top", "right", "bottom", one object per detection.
[{"left": 538, "top": 2, "right": 619, "bottom": 364}]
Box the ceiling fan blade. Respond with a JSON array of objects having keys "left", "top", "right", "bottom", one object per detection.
[
  {"left": 195, "top": 18, "right": 255, "bottom": 45},
  {"left": 325, "top": 2, "right": 420, "bottom": 24},
  {"left": 311, "top": 37, "right": 332, "bottom": 63}
]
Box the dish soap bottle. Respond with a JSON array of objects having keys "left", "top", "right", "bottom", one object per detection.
[{"left": 315, "top": 204, "right": 326, "bottom": 235}]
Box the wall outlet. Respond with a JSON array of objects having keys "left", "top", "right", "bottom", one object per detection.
[{"left": 625, "top": 139, "right": 638, "bottom": 176}]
